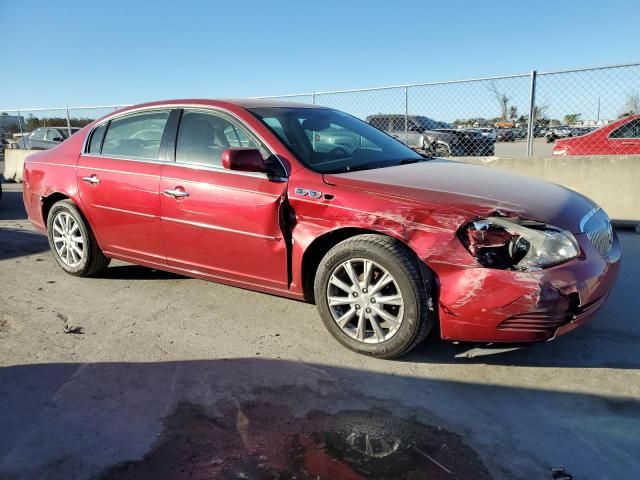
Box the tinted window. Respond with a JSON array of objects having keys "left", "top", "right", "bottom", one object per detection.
[
  {"left": 88, "top": 123, "right": 108, "bottom": 154},
  {"left": 45, "top": 129, "right": 62, "bottom": 141},
  {"left": 176, "top": 110, "right": 263, "bottom": 167},
  {"left": 31, "top": 128, "right": 46, "bottom": 140},
  {"left": 101, "top": 110, "right": 170, "bottom": 159},
  {"left": 390, "top": 117, "right": 406, "bottom": 131},
  {"left": 413, "top": 117, "right": 438, "bottom": 130},
  {"left": 610, "top": 119, "right": 640, "bottom": 139},
  {"left": 368, "top": 117, "right": 388, "bottom": 130}
]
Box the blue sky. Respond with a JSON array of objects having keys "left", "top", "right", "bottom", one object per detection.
[{"left": 0, "top": 0, "right": 639, "bottom": 110}]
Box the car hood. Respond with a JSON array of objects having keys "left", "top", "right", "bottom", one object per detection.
[{"left": 324, "top": 160, "right": 595, "bottom": 233}]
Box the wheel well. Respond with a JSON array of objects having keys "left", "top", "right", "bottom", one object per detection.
[
  {"left": 42, "top": 192, "right": 70, "bottom": 224},
  {"left": 301, "top": 228, "right": 417, "bottom": 303}
]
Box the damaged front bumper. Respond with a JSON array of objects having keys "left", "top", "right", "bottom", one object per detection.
[{"left": 435, "top": 231, "right": 621, "bottom": 343}]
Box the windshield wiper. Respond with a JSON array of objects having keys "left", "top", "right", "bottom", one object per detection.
[{"left": 399, "top": 156, "right": 432, "bottom": 165}]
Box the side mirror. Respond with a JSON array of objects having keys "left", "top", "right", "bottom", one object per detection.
[{"left": 221, "top": 148, "right": 270, "bottom": 174}]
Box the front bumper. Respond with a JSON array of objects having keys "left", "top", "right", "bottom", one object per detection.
[{"left": 436, "top": 231, "right": 621, "bottom": 343}]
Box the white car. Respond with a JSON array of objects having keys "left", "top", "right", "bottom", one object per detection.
[{"left": 472, "top": 128, "right": 497, "bottom": 141}]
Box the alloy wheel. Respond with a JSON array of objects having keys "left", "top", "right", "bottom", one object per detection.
[
  {"left": 326, "top": 258, "right": 404, "bottom": 344},
  {"left": 51, "top": 211, "right": 85, "bottom": 267}
]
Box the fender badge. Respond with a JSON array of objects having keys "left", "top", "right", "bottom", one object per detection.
[{"left": 294, "top": 187, "right": 323, "bottom": 199}]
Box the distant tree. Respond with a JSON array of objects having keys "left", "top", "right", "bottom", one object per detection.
[
  {"left": 508, "top": 105, "right": 518, "bottom": 120},
  {"left": 1, "top": 112, "right": 8, "bottom": 116},
  {"left": 488, "top": 82, "right": 511, "bottom": 120},
  {"left": 26, "top": 114, "right": 40, "bottom": 131},
  {"left": 622, "top": 92, "right": 640, "bottom": 115},
  {"left": 563, "top": 113, "right": 582, "bottom": 125}
]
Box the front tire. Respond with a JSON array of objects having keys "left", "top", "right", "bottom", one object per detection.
[
  {"left": 434, "top": 143, "right": 450, "bottom": 157},
  {"left": 47, "top": 200, "right": 110, "bottom": 276},
  {"left": 314, "top": 234, "right": 434, "bottom": 359}
]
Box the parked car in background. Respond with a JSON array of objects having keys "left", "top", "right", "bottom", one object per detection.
[
  {"left": 17, "top": 126, "right": 81, "bottom": 150},
  {"left": 472, "top": 128, "right": 497, "bottom": 141},
  {"left": 545, "top": 125, "right": 574, "bottom": 143},
  {"left": 553, "top": 114, "right": 640, "bottom": 156},
  {"left": 367, "top": 114, "right": 494, "bottom": 156},
  {"left": 495, "top": 128, "right": 516, "bottom": 142},
  {"left": 22, "top": 99, "right": 621, "bottom": 359}
]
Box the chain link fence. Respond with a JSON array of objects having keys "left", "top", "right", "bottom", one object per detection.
[{"left": 1, "top": 62, "right": 639, "bottom": 158}]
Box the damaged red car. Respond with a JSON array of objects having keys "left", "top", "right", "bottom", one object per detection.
[{"left": 22, "top": 100, "right": 621, "bottom": 358}]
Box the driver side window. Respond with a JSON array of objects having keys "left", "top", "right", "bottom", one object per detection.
[
  {"left": 175, "top": 110, "right": 263, "bottom": 168},
  {"left": 45, "top": 129, "right": 62, "bottom": 141}
]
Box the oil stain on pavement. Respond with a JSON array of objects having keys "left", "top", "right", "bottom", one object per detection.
[{"left": 98, "top": 400, "right": 491, "bottom": 480}]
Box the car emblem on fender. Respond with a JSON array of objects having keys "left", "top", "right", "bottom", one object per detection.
[{"left": 294, "top": 187, "right": 323, "bottom": 199}]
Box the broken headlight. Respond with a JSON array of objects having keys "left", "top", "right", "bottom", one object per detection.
[{"left": 459, "top": 217, "right": 580, "bottom": 270}]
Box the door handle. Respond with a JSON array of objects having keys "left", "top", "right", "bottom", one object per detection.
[
  {"left": 163, "top": 188, "right": 190, "bottom": 198},
  {"left": 82, "top": 174, "right": 100, "bottom": 185}
]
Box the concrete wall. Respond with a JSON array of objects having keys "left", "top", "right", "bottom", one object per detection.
[
  {"left": 458, "top": 155, "right": 639, "bottom": 223},
  {"left": 3, "top": 149, "right": 637, "bottom": 223},
  {"left": 2, "top": 149, "right": 35, "bottom": 183}
]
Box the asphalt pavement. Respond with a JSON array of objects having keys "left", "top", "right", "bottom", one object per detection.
[{"left": 1, "top": 179, "right": 639, "bottom": 480}]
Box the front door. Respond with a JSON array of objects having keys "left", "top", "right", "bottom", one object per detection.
[
  {"left": 160, "top": 109, "right": 288, "bottom": 290},
  {"left": 77, "top": 109, "right": 171, "bottom": 264}
]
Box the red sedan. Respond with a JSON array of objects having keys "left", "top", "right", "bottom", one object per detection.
[
  {"left": 23, "top": 100, "right": 620, "bottom": 358},
  {"left": 553, "top": 114, "right": 640, "bottom": 156}
]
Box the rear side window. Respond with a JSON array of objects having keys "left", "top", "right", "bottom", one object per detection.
[
  {"left": 390, "top": 117, "right": 406, "bottom": 131},
  {"left": 31, "top": 128, "right": 46, "bottom": 140},
  {"left": 610, "top": 119, "right": 640, "bottom": 139},
  {"left": 101, "top": 110, "right": 170, "bottom": 159},
  {"left": 368, "top": 117, "right": 388, "bottom": 130}
]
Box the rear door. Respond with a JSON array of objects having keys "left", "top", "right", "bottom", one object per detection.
[
  {"left": 160, "top": 108, "right": 289, "bottom": 290},
  {"left": 76, "top": 109, "right": 172, "bottom": 264}
]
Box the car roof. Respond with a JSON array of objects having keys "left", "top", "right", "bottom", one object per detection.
[
  {"left": 118, "top": 98, "right": 329, "bottom": 111},
  {"left": 36, "top": 126, "right": 80, "bottom": 130}
]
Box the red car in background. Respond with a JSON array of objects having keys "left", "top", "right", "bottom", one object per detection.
[
  {"left": 553, "top": 114, "right": 640, "bottom": 156},
  {"left": 22, "top": 99, "right": 620, "bottom": 358}
]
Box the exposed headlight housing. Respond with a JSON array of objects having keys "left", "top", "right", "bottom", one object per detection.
[{"left": 459, "top": 217, "right": 580, "bottom": 270}]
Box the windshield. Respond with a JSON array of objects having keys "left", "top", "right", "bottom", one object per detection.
[{"left": 248, "top": 107, "right": 424, "bottom": 174}]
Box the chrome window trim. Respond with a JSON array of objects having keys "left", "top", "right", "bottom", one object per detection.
[
  {"left": 79, "top": 152, "right": 287, "bottom": 182},
  {"left": 81, "top": 103, "right": 288, "bottom": 180},
  {"left": 163, "top": 160, "right": 285, "bottom": 181},
  {"left": 80, "top": 153, "right": 168, "bottom": 166},
  {"left": 579, "top": 207, "right": 600, "bottom": 232}
]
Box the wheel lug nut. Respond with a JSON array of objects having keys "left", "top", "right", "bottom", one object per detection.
[
  {"left": 355, "top": 304, "right": 360, "bottom": 309},
  {"left": 370, "top": 298, "right": 376, "bottom": 303},
  {"left": 365, "top": 308, "right": 371, "bottom": 314},
  {"left": 362, "top": 288, "right": 368, "bottom": 294},
  {"left": 352, "top": 292, "right": 359, "bottom": 297}
]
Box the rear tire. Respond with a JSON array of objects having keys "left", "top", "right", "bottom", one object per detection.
[
  {"left": 46, "top": 200, "right": 110, "bottom": 276},
  {"left": 314, "top": 234, "right": 434, "bottom": 359}
]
